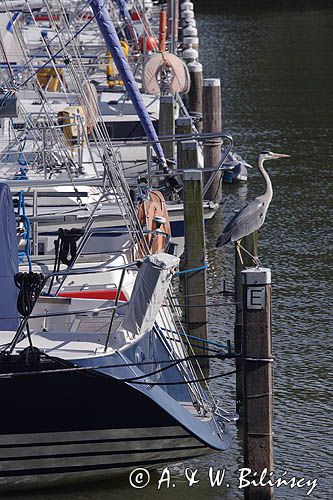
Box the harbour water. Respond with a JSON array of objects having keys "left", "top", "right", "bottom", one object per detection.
[{"left": 8, "top": 3, "right": 332, "bottom": 500}]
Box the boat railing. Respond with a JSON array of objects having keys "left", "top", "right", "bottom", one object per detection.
[
  {"left": 1, "top": 114, "right": 96, "bottom": 179},
  {"left": 6, "top": 260, "right": 139, "bottom": 356},
  {"left": 53, "top": 224, "right": 171, "bottom": 295}
]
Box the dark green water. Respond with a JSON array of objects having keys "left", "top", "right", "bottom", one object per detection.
[{"left": 8, "top": 4, "right": 332, "bottom": 500}]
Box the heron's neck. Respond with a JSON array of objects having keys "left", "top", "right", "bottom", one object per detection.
[{"left": 258, "top": 159, "right": 273, "bottom": 203}]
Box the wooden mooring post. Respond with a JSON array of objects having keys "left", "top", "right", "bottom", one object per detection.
[
  {"left": 241, "top": 267, "right": 273, "bottom": 500},
  {"left": 187, "top": 61, "right": 203, "bottom": 132},
  {"left": 203, "top": 78, "right": 223, "bottom": 203},
  {"left": 176, "top": 116, "right": 192, "bottom": 167},
  {"left": 180, "top": 140, "right": 208, "bottom": 372},
  {"left": 167, "top": 0, "right": 179, "bottom": 53},
  {"left": 159, "top": 95, "right": 175, "bottom": 163},
  {"left": 235, "top": 233, "right": 259, "bottom": 421}
]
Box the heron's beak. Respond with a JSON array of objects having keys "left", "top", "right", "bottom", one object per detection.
[
  {"left": 271, "top": 152, "right": 290, "bottom": 159},
  {"left": 244, "top": 162, "right": 254, "bottom": 169}
]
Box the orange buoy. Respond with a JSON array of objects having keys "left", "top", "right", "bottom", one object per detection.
[
  {"left": 138, "top": 34, "right": 158, "bottom": 53},
  {"left": 130, "top": 10, "right": 141, "bottom": 21}
]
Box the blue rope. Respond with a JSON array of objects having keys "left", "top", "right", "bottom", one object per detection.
[
  {"left": 159, "top": 327, "right": 231, "bottom": 351},
  {"left": 17, "top": 190, "right": 32, "bottom": 271},
  {"left": 176, "top": 261, "right": 209, "bottom": 276},
  {"left": 13, "top": 167, "right": 29, "bottom": 180},
  {"left": 179, "top": 331, "right": 230, "bottom": 350},
  {"left": 9, "top": 119, "right": 28, "bottom": 168}
]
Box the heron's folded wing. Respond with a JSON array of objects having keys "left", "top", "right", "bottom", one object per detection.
[
  {"left": 216, "top": 205, "right": 246, "bottom": 246},
  {"left": 229, "top": 198, "right": 266, "bottom": 242}
]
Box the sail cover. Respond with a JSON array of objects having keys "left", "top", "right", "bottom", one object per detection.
[
  {"left": 90, "top": 0, "right": 166, "bottom": 165},
  {"left": 0, "top": 183, "right": 19, "bottom": 331},
  {"left": 116, "top": 0, "right": 131, "bottom": 23},
  {"left": 122, "top": 253, "right": 179, "bottom": 337}
]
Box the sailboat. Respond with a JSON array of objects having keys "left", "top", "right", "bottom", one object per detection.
[{"left": 0, "top": 0, "right": 233, "bottom": 490}]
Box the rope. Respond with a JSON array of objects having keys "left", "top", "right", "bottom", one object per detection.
[
  {"left": 159, "top": 326, "right": 231, "bottom": 351},
  {"left": 0, "top": 351, "right": 271, "bottom": 380},
  {"left": 47, "top": 227, "right": 84, "bottom": 293},
  {"left": 56, "top": 228, "right": 84, "bottom": 266},
  {"left": 14, "top": 272, "right": 45, "bottom": 317},
  {"left": 176, "top": 262, "right": 209, "bottom": 276},
  {"left": 17, "top": 190, "right": 32, "bottom": 271},
  {"left": 0, "top": 353, "right": 222, "bottom": 379},
  {"left": 164, "top": 336, "right": 221, "bottom": 354},
  {"left": 13, "top": 167, "right": 29, "bottom": 180},
  {"left": 127, "top": 370, "right": 238, "bottom": 386}
]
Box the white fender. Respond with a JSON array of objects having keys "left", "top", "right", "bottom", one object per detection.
[
  {"left": 143, "top": 53, "right": 190, "bottom": 95},
  {"left": 80, "top": 80, "right": 99, "bottom": 130}
]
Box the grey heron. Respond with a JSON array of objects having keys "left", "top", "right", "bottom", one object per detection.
[{"left": 216, "top": 150, "right": 290, "bottom": 265}]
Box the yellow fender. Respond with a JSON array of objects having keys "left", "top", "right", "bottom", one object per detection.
[
  {"left": 37, "top": 68, "right": 64, "bottom": 92},
  {"left": 106, "top": 41, "right": 129, "bottom": 88},
  {"left": 58, "top": 106, "right": 86, "bottom": 146}
]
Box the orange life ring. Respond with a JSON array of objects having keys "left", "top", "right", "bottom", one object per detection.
[{"left": 137, "top": 190, "right": 171, "bottom": 256}]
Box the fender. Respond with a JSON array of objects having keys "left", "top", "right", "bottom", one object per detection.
[{"left": 106, "top": 40, "right": 129, "bottom": 88}]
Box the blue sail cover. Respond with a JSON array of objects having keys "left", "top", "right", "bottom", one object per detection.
[
  {"left": 90, "top": 0, "right": 166, "bottom": 165},
  {"left": 0, "top": 183, "right": 19, "bottom": 331},
  {"left": 116, "top": 0, "right": 131, "bottom": 23}
]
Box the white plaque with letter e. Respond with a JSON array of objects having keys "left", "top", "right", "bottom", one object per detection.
[
  {"left": 242, "top": 267, "right": 271, "bottom": 311},
  {"left": 247, "top": 286, "right": 265, "bottom": 310}
]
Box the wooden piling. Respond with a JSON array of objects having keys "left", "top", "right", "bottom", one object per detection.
[
  {"left": 178, "top": 138, "right": 198, "bottom": 302},
  {"left": 187, "top": 61, "right": 203, "bottom": 132},
  {"left": 166, "top": 0, "right": 179, "bottom": 53},
  {"left": 175, "top": 117, "right": 192, "bottom": 167},
  {"left": 178, "top": 138, "right": 197, "bottom": 170},
  {"left": 202, "top": 78, "right": 222, "bottom": 203},
  {"left": 181, "top": 140, "right": 208, "bottom": 371},
  {"left": 159, "top": 95, "right": 175, "bottom": 162},
  {"left": 241, "top": 267, "right": 273, "bottom": 500},
  {"left": 235, "top": 233, "right": 259, "bottom": 421}
]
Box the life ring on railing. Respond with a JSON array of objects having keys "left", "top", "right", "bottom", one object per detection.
[
  {"left": 142, "top": 52, "right": 190, "bottom": 95},
  {"left": 137, "top": 190, "right": 171, "bottom": 256},
  {"left": 106, "top": 41, "right": 129, "bottom": 88}
]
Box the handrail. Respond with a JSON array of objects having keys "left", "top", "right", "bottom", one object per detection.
[
  {"left": 89, "top": 131, "right": 233, "bottom": 147},
  {"left": 50, "top": 260, "right": 139, "bottom": 280},
  {"left": 29, "top": 304, "right": 118, "bottom": 319},
  {"left": 53, "top": 192, "right": 136, "bottom": 294},
  {"left": 5, "top": 262, "right": 138, "bottom": 355},
  {"left": 104, "top": 268, "right": 126, "bottom": 352},
  {"left": 203, "top": 138, "right": 234, "bottom": 197},
  {"left": 54, "top": 226, "right": 171, "bottom": 294}
]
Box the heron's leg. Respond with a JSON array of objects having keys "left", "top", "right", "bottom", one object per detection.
[
  {"left": 236, "top": 241, "right": 244, "bottom": 266},
  {"left": 238, "top": 242, "right": 261, "bottom": 268},
  {"left": 253, "top": 255, "right": 262, "bottom": 268}
]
